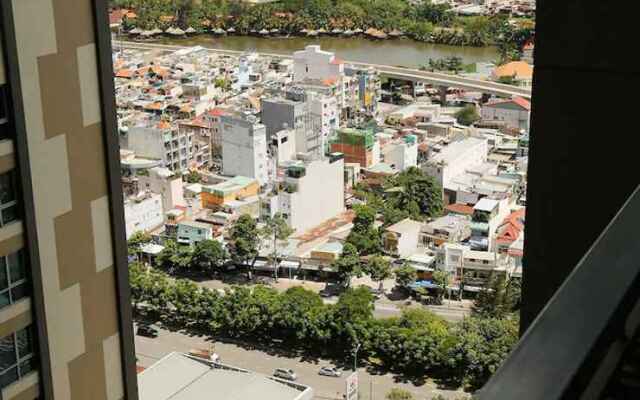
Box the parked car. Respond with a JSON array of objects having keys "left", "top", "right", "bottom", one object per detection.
[
  {"left": 274, "top": 368, "right": 297, "bottom": 381},
  {"left": 318, "top": 366, "right": 342, "bottom": 377},
  {"left": 136, "top": 324, "right": 158, "bottom": 338},
  {"left": 319, "top": 285, "right": 340, "bottom": 298}
]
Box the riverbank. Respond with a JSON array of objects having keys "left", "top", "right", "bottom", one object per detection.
[{"left": 121, "top": 34, "right": 500, "bottom": 69}]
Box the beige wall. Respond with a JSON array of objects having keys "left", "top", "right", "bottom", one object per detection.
[{"left": 7, "top": 0, "right": 127, "bottom": 399}]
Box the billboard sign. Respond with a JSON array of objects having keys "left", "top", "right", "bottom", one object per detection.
[{"left": 345, "top": 372, "right": 358, "bottom": 400}]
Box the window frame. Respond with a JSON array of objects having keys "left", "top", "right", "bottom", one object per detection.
[
  {"left": 0, "top": 171, "right": 18, "bottom": 227},
  {"left": 0, "top": 326, "right": 35, "bottom": 389},
  {"left": 0, "top": 250, "right": 28, "bottom": 309}
]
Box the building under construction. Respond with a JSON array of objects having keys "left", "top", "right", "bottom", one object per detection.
[{"left": 329, "top": 128, "right": 380, "bottom": 168}]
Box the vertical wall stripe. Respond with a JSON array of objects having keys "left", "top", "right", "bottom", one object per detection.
[
  {"left": 91, "top": 196, "right": 114, "bottom": 272},
  {"left": 103, "top": 333, "right": 125, "bottom": 400},
  {"left": 76, "top": 43, "right": 102, "bottom": 127}
]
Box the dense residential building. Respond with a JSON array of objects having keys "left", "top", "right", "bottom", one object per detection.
[
  {"left": 176, "top": 221, "right": 214, "bottom": 245},
  {"left": 124, "top": 192, "right": 164, "bottom": 238},
  {"left": 277, "top": 158, "right": 344, "bottom": 233},
  {"left": 201, "top": 176, "right": 260, "bottom": 209},
  {"left": 122, "top": 120, "right": 196, "bottom": 173},
  {"left": 380, "top": 135, "right": 418, "bottom": 171},
  {"left": 383, "top": 219, "right": 424, "bottom": 258},
  {"left": 293, "top": 45, "right": 344, "bottom": 82},
  {"left": 220, "top": 114, "right": 270, "bottom": 185},
  {"left": 423, "top": 136, "right": 488, "bottom": 203},
  {"left": 137, "top": 167, "right": 185, "bottom": 212},
  {"left": 0, "top": 4, "right": 137, "bottom": 399},
  {"left": 481, "top": 97, "right": 532, "bottom": 132},
  {"left": 330, "top": 128, "right": 380, "bottom": 168}
]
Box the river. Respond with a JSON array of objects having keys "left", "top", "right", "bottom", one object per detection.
[{"left": 147, "top": 35, "right": 499, "bottom": 69}]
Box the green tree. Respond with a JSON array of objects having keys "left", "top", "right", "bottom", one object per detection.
[
  {"left": 260, "top": 214, "right": 294, "bottom": 281},
  {"left": 227, "top": 214, "right": 260, "bottom": 279},
  {"left": 156, "top": 240, "right": 179, "bottom": 271},
  {"left": 394, "top": 263, "right": 417, "bottom": 289},
  {"left": 365, "top": 255, "right": 393, "bottom": 292},
  {"left": 454, "top": 105, "right": 480, "bottom": 126},
  {"left": 334, "top": 286, "right": 375, "bottom": 350},
  {"left": 331, "top": 243, "right": 363, "bottom": 288},
  {"left": 346, "top": 204, "right": 382, "bottom": 255},
  {"left": 127, "top": 231, "right": 152, "bottom": 258},
  {"left": 386, "top": 388, "right": 414, "bottom": 400},
  {"left": 386, "top": 167, "right": 443, "bottom": 219},
  {"left": 184, "top": 170, "right": 201, "bottom": 183},
  {"left": 432, "top": 270, "right": 449, "bottom": 304},
  {"left": 276, "top": 286, "right": 326, "bottom": 343},
  {"left": 473, "top": 274, "right": 521, "bottom": 319},
  {"left": 443, "top": 316, "right": 519, "bottom": 389},
  {"left": 191, "top": 239, "right": 227, "bottom": 276}
]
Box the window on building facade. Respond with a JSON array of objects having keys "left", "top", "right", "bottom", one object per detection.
[
  {"left": 0, "top": 326, "right": 36, "bottom": 389},
  {"left": 0, "top": 172, "right": 18, "bottom": 227},
  {"left": 0, "top": 250, "right": 28, "bottom": 309}
]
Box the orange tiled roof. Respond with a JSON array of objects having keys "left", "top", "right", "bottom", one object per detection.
[
  {"left": 208, "top": 108, "right": 228, "bottom": 117},
  {"left": 322, "top": 77, "right": 338, "bottom": 86},
  {"left": 115, "top": 69, "right": 134, "bottom": 78},
  {"left": 493, "top": 61, "right": 533, "bottom": 79},
  {"left": 157, "top": 120, "right": 171, "bottom": 129},
  {"left": 485, "top": 96, "right": 531, "bottom": 111},
  {"left": 445, "top": 203, "right": 474, "bottom": 215},
  {"left": 496, "top": 208, "right": 526, "bottom": 244}
]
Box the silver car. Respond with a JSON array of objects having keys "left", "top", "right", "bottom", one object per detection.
[
  {"left": 318, "top": 366, "right": 342, "bottom": 377},
  {"left": 274, "top": 368, "right": 297, "bottom": 381}
]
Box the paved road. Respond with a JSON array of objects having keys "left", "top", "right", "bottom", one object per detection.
[
  {"left": 114, "top": 40, "right": 531, "bottom": 99},
  {"left": 135, "top": 325, "right": 469, "bottom": 400}
]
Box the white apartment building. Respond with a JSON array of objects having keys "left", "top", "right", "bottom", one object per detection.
[
  {"left": 423, "top": 135, "right": 488, "bottom": 190},
  {"left": 221, "top": 114, "right": 270, "bottom": 185},
  {"left": 469, "top": 197, "right": 512, "bottom": 252},
  {"left": 271, "top": 128, "right": 297, "bottom": 164},
  {"left": 307, "top": 91, "right": 339, "bottom": 142},
  {"left": 382, "top": 135, "right": 418, "bottom": 172},
  {"left": 122, "top": 121, "right": 195, "bottom": 173},
  {"left": 437, "top": 242, "right": 514, "bottom": 290},
  {"left": 137, "top": 167, "right": 185, "bottom": 212},
  {"left": 124, "top": 192, "right": 164, "bottom": 239},
  {"left": 278, "top": 157, "right": 344, "bottom": 233},
  {"left": 293, "top": 45, "right": 344, "bottom": 82}
]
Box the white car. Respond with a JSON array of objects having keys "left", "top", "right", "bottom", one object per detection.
[
  {"left": 318, "top": 366, "right": 342, "bottom": 377},
  {"left": 274, "top": 368, "right": 297, "bottom": 381}
]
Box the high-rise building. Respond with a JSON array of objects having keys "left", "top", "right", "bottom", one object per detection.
[{"left": 0, "top": 2, "right": 137, "bottom": 399}]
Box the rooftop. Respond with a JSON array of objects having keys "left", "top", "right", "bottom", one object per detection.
[
  {"left": 202, "top": 176, "right": 257, "bottom": 196},
  {"left": 474, "top": 198, "right": 500, "bottom": 212},
  {"left": 386, "top": 218, "right": 423, "bottom": 235},
  {"left": 138, "top": 352, "right": 312, "bottom": 400}
]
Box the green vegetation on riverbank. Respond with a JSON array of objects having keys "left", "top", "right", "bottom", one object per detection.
[
  {"left": 111, "top": 0, "right": 534, "bottom": 61},
  {"left": 130, "top": 262, "right": 520, "bottom": 391}
]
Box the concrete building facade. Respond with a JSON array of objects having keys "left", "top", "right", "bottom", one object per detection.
[
  {"left": 278, "top": 158, "right": 344, "bottom": 233},
  {"left": 221, "top": 114, "right": 269, "bottom": 185},
  {"left": 137, "top": 167, "right": 185, "bottom": 213},
  {"left": 124, "top": 193, "right": 164, "bottom": 239},
  {"left": 0, "top": 1, "right": 138, "bottom": 399}
]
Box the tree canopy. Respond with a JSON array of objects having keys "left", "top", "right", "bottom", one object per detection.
[{"left": 454, "top": 105, "right": 481, "bottom": 126}]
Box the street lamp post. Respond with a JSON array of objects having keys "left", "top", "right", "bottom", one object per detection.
[{"left": 353, "top": 342, "right": 361, "bottom": 372}]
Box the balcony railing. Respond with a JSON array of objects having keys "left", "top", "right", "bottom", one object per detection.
[{"left": 477, "top": 184, "right": 640, "bottom": 400}]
